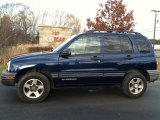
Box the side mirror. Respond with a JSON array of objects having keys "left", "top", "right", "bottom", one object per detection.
[{"left": 60, "top": 49, "right": 71, "bottom": 58}]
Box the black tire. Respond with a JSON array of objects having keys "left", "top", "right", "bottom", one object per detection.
[
  {"left": 17, "top": 72, "right": 50, "bottom": 103},
  {"left": 122, "top": 72, "right": 147, "bottom": 98}
]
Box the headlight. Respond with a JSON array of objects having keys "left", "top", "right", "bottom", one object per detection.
[{"left": 7, "top": 61, "right": 11, "bottom": 72}]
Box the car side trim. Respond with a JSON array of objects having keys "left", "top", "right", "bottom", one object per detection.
[
  {"left": 104, "top": 73, "right": 125, "bottom": 77},
  {"left": 59, "top": 73, "right": 103, "bottom": 78},
  {"left": 51, "top": 72, "right": 125, "bottom": 78}
]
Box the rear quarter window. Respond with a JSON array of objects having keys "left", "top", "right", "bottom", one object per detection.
[{"left": 134, "top": 37, "right": 151, "bottom": 53}]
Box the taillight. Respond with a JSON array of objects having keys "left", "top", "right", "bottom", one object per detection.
[{"left": 156, "top": 58, "right": 158, "bottom": 70}]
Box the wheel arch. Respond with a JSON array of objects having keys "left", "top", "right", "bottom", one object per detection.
[
  {"left": 15, "top": 66, "right": 54, "bottom": 87},
  {"left": 124, "top": 68, "right": 150, "bottom": 82}
]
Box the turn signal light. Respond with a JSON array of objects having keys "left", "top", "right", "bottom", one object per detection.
[
  {"left": 156, "top": 58, "right": 158, "bottom": 70},
  {"left": 5, "top": 76, "right": 14, "bottom": 80}
]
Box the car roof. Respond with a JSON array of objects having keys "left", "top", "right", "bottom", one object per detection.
[{"left": 83, "top": 30, "right": 144, "bottom": 37}]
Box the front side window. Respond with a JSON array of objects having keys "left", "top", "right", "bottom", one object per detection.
[
  {"left": 68, "top": 35, "right": 101, "bottom": 55},
  {"left": 134, "top": 37, "right": 150, "bottom": 53}
]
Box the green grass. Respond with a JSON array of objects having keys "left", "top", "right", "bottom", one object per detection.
[{"left": 0, "top": 64, "right": 6, "bottom": 74}]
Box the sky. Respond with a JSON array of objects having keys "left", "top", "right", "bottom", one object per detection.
[{"left": 1, "top": 0, "right": 160, "bottom": 39}]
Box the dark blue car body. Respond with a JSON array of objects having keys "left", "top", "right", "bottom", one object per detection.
[
  {"left": 1, "top": 31, "right": 159, "bottom": 88},
  {"left": 1, "top": 30, "right": 160, "bottom": 102}
]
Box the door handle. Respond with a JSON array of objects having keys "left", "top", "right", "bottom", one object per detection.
[
  {"left": 90, "top": 56, "right": 100, "bottom": 61},
  {"left": 126, "top": 55, "right": 133, "bottom": 60}
]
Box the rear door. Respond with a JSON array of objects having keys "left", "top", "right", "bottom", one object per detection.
[{"left": 102, "top": 35, "right": 137, "bottom": 84}]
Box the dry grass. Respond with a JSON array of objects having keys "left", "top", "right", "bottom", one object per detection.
[
  {"left": 0, "top": 64, "right": 6, "bottom": 74},
  {"left": 0, "top": 44, "right": 52, "bottom": 64}
]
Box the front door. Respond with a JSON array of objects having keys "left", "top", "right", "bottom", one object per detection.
[{"left": 58, "top": 34, "right": 104, "bottom": 86}]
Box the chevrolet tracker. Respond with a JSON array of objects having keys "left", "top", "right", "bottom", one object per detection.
[{"left": 1, "top": 30, "right": 159, "bottom": 103}]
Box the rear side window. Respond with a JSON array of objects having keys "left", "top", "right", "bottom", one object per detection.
[
  {"left": 134, "top": 37, "right": 150, "bottom": 53},
  {"left": 103, "top": 35, "right": 133, "bottom": 54},
  {"left": 103, "top": 36, "right": 121, "bottom": 54},
  {"left": 121, "top": 36, "right": 133, "bottom": 53}
]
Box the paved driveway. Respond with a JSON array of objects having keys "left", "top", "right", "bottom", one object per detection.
[{"left": 0, "top": 82, "right": 160, "bottom": 120}]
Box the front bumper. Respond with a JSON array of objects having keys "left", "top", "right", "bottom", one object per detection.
[
  {"left": 147, "top": 70, "right": 159, "bottom": 82},
  {"left": 1, "top": 69, "right": 16, "bottom": 86}
]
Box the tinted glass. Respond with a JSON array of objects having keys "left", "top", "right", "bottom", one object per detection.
[
  {"left": 103, "top": 36, "right": 121, "bottom": 54},
  {"left": 121, "top": 36, "right": 133, "bottom": 53},
  {"left": 68, "top": 35, "right": 101, "bottom": 55},
  {"left": 134, "top": 37, "right": 150, "bottom": 53}
]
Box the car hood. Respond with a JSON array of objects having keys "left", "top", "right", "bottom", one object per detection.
[{"left": 10, "top": 51, "right": 58, "bottom": 63}]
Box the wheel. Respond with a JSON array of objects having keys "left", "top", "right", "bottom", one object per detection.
[
  {"left": 122, "top": 72, "right": 147, "bottom": 98},
  {"left": 17, "top": 72, "right": 50, "bottom": 103}
]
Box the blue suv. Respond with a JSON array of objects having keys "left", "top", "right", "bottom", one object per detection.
[{"left": 1, "top": 30, "right": 159, "bottom": 103}]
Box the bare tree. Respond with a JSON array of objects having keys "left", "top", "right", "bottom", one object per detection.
[
  {"left": 50, "top": 10, "right": 67, "bottom": 26},
  {"left": 50, "top": 10, "right": 81, "bottom": 34},
  {"left": 66, "top": 14, "right": 81, "bottom": 35},
  {"left": 41, "top": 10, "right": 48, "bottom": 25},
  {"left": 0, "top": 15, "right": 16, "bottom": 46},
  {"left": 14, "top": 3, "right": 39, "bottom": 41},
  {"left": 0, "top": 3, "right": 39, "bottom": 46}
]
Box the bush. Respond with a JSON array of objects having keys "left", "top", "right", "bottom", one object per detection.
[{"left": 0, "top": 64, "right": 6, "bottom": 74}]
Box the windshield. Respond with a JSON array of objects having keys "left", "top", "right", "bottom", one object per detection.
[{"left": 52, "top": 34, "right": 78, "bottom": 53}]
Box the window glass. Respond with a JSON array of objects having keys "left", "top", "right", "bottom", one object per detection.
[
  {"left": 68, "top": 35, "right": 101, "bottom": 55},
  {"left": 121, "top": 36, "right": 133, "bottom": 53},
  {"left": 103, "top": 36, "right": 121, "bottom": 54},
  {"left": 134, "top": 37, "right": 150, "bottom": 53}
]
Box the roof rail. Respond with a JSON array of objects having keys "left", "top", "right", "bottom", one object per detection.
[{"left": 86, "top": 30, "right": 143, "bottom": 36}]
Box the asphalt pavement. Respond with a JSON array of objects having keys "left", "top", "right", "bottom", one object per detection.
[{"left": 0, "top": 81, "right": 160, "bottom": 120}]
